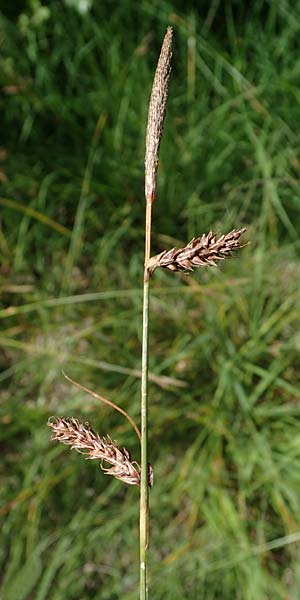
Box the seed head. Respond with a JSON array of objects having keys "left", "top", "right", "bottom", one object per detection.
[
  {"left": 48, "top": 416, "right": 151, "bottom": 486},
  {"left": 145, "top": 27, "right": 173, "bottom": 203},
  {"left": 147, "top": 228, "right": 247, "bottom": 274}
]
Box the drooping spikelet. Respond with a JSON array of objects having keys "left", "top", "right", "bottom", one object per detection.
[
  {"left": 48, "top": 416, "right": 149, "bottom": 486},
  {"left": 147, "top": 228, "right": 246, "bottom": 274},
  {"left": 145, "top": 27, "right": 173, "bottom": 203}
]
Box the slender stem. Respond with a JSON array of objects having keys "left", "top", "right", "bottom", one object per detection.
[
  {"left": 140, "top": 200, "right": 152, "bottom": 600},
  {"left": 140, "top": 26, "right": 172, "bottom": 598},
  {"left": 61, "top": 370, "right": 141, "bottom": 441}
]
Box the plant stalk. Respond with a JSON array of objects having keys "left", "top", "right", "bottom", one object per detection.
[
  {"left": 140, "top": 26, "right": 172, "bottom": 597},
  {"left": 140, "top": 200, "right": 152, "bottom": 600}
]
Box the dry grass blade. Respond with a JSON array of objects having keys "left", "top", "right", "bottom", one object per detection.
[
  {"left": 147, "top": 228, "right": 247, "bottom": 274},
  {"left": 145, "top": 26, "right": 173, "bottom": 203},
  {"left": 62, "top": 370, "right": 142, "bottom": 441},
  {"left": 48, "top": 416, "right": 142, "bottom": 486}
]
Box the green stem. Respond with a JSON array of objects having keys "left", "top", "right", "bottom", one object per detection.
[{"left": 140, "top": 201, "right": 152, "bottom": 600}]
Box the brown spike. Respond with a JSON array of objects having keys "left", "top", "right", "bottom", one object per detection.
[
  {"left": 48, "top": 416, "right": 154, "bottom": 487},
  {"left": 147, "top": 228, "right": 247, "bottom": 274},
  {"left": 145, "top": 27, "right": 173, "bottom": 203}
]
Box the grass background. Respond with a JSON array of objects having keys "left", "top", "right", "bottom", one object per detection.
[{"left": 1, "top": 1, "right": 300, "bottom": 598}]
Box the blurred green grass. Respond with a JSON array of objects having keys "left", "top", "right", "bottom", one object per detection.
[{"left": 1, "top": 1, "right": 300, "bottom": 598}]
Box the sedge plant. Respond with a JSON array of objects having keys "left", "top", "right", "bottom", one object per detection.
[{"left": 48, "top": 27, "right": 246, "bottom": 599}]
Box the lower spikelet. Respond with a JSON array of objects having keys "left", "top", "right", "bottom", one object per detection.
[
  {"left": 48, "top": 416, "right": 150, "bottom": 486},
  {"left": 147, "top": 228, "right": 246, "bottom": 274}
]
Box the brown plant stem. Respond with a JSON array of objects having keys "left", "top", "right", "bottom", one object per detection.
[{"left": 62, "top": 370, "right": 141, "bottom": 441}]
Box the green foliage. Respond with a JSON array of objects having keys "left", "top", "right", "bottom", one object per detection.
[{"left": 1, "top": 1, "right": 300, "bottom": 598}]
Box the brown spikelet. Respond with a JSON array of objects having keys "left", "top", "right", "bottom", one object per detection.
[
  {"left": 147, "top": 228, "right": 247, "bottom": 274},
  {"left": 48, "top": 416, "right": 153, "bottom": 487},
  {"left": 145, "top": 27, "right": 173, "bottom": 203}
]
